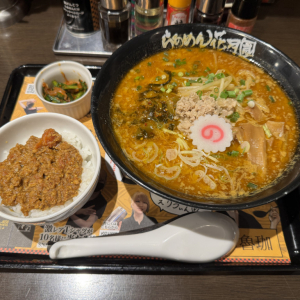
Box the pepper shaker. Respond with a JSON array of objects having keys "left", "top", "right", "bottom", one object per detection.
[
  {"left": 193, "top": 0, "right": 226, "bottom": 24},
  {"left": 99, "top": 0, "right": 131, "bottom": 51}
]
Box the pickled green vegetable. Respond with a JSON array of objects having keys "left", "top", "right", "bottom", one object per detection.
[{"left": 42, "top": 79, "right": 88, "bottom": 103}]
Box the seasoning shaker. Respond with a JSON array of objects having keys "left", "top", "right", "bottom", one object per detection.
[
  {"left": 226, "top": 0, "right": 261, "bottom": 33},
  {"left": 99, "top": 0, "right": 131, "bottom": 51},
  {"left": 134, "top": 0, "right": 164, "bottom": 36},
  {"left": 193, "top": 0, "right": 226, "bottom": 24},
  {"left": 165, "top": 0, "right": 192, "bottom": 26}
]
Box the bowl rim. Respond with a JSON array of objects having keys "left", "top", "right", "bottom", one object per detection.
[
  {"left": 0, "top": 112, "right": 101, "bottom": 223},
  {"left": 34, "top": 60, "right": 93, "bottom": 107},
  {"left": 92, "top": 23, "right": 300, "bottom": 210}
]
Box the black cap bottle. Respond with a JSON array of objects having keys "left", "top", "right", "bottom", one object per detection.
[
  {"left": 194, "top": 0, "right": 226, "bottom": 25},
  {"left": 98, "top": 0, "right": 131, "bottom": 51}
]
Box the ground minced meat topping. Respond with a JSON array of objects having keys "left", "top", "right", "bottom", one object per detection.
[
  {"left": 0, "top": 129, "right": 83, "bottom": 216},
  {"left": 174, "top": 93, "right": 236, "bottom": 136}
]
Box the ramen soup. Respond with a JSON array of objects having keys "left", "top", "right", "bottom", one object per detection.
[{"left": 110, "top": 48, "right": 298, "bottom": 199}]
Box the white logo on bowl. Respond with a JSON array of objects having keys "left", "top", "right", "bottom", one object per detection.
[{"left": 162, "top": 29, "right": 257, "bottom": 58}]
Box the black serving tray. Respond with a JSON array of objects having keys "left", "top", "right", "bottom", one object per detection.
[{"left": 1, "top": 64, "right": 300, "bottom": 274}]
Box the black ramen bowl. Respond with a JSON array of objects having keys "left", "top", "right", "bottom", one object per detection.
[{"left": 91, "top": 24, "right": 300, "bottom": 210}]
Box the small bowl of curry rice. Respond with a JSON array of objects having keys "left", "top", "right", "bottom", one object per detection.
[
  {"left": 34, "top": 61, "right": 93, "bottom": 120},
  {"left": 0, "top": 113, "right": 101, "bottom": 225}
]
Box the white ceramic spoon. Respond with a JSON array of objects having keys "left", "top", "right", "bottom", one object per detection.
[{"left": 49, "top": 211, "right": 239, "bottom": 263}]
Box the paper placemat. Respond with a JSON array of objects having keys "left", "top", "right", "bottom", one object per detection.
[{"left": 0, "top": 76, "right": 290, "bottom": 264}]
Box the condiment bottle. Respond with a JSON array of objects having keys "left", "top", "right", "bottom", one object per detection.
[
  {"left": 134, "top": 0, "right": 164, "bottom": 36},
  {"left": 193, "top": 0, "right": 226, "bottom": 25},
  {"left": 165, "top": 0, "right": 192, "bottom": 25},
  {"left": 62, "top": 0, "right": 100, "bottom": 35},
  {"left": 99, "top": 0, "right": 131, "bottom": 51},
  {"left": 226, "top": 0, "right": 261, "bottom": 34}
]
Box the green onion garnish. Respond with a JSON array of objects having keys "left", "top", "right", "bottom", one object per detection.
[
  {"left": 147, "top": 62, "right": 152, "bottom": 66},
  {"left": 215, "top": 73, "right": 225, "bottom": 79},
  {"left": 266, "top": 85, "right": 271, "bottom": 91},
  {"left": 244, "top": 89, "right": 253, "bottom": 97},
  {"left": 188, "top": 79, "right": 197, "bottom": 84},
  {"left": 163, "top": 57, "right": 169, "bottom": 62},
  {"left": 226, "top": 112, "right": 240, "bottom": 123},
  {"left": 227, "top": 150, "right": 239, "bottom": 157},
  {"left": 220, "top": 91, "right": 228, "bottom": 99},
  {"left": 240, "top": 79, "right": 245, "bottom": 86},
  {"left": 269, "top": 95, "right": 275, "bottom": 103},
  {"left": 236, "top": 92, "right": 245, "bottom": 103},
  {"left": 247, "top": 182, "right": 258, "bottom": 190},
  {"left": 207, "top": 73, "right": 215, "bottom": 80},
  {"left": 204, "top": 79, "right": 213, "bottom": 85},
  {"left": 197, "top": 90, "right": 202, "bottom": 99},
  {"left": 178, "top": 72, "right": 184, "bottom": 77},
  {"left": 174, "top": 59, "right": 186, "bottom": 66},
  {"left": 136, "top": 85, "right": 142, "bottom": 91},
  {"left": 227, "top": 91, "right": 237, "bottom": 98}
]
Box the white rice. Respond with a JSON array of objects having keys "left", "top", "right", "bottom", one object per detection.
[{"left": 0, "top": 130, "right": 95, "bottom": 218}]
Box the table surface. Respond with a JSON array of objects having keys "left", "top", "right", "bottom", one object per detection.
[{"left": 1, "top": 0, "right": 300, "bottom": 298}]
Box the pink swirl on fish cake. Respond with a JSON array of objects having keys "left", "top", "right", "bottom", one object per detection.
[{"left": 201, "top": 125, "right": 224, "bottom": 143}]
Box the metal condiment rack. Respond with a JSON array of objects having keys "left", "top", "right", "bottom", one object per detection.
[
  {"left": 53, "top": 0, "right": 233, "bottom": 58},
  {"left": 53, "top": 17, "right": 113, "bottom": 57}
]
